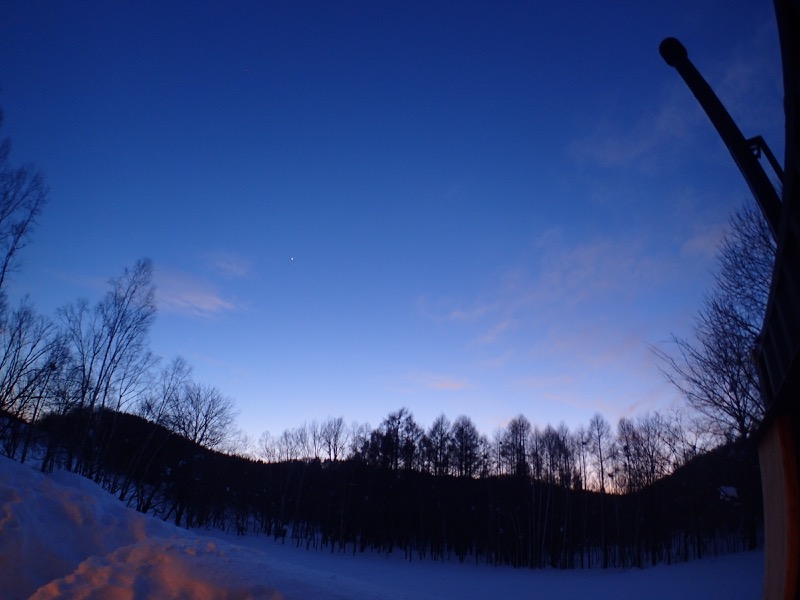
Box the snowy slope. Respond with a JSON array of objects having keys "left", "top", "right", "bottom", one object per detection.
[{"left": 0, "top": 454, "right": 764, "bottom": 599}]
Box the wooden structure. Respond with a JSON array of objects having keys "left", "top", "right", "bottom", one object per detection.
[{"left": 754, "top": 2, "right": 800, "bottom": 597}]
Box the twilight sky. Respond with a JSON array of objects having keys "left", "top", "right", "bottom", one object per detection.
[{"left": 0, "top": 1, "right": 785, "bottom": 442}]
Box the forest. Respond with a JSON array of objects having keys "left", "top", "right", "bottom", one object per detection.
[
  {"left": 6, "top": 403, "right": 760, "bottom": 571},
  {"left": 0, "top": 109, "right": 771, "bottom": 570}
]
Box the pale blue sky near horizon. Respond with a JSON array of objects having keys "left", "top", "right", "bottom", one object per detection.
[{"left": 0, "top": 1, "right": 785, "bottom": 443}]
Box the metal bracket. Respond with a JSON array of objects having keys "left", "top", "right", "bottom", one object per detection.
[{"left": 747, "top": 135, "right": 785, "bottom": 184}]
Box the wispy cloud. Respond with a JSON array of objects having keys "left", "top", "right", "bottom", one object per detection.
[
  {"left": 715, "top": 19, "right": 783, "bottom": 135},
  {"left": 422, "top": 231, "right": 679, "bottom": 376},
  {"left": 477, "top": 351, "right": 515, "bottom": 369},
  {"left": 680, "top": 225, "right": 725, "bottom": 260},
  {"left": 155, "top": 268, "right": 237, "bottom": 319},
  {"left": 44, "top": 269, "right": 109, "bottom": 296},
  {"left": 491, "top": 231, "right": 672, "bottom": 323},
  {"left": 447, "top": 304, "right": 494, "bottom": 322},
  {"left": 415, "top": 295, "right": 497, "bottom": 325},
  {"left": 534, "top": 235, "right": 662, "bottom": 306},
  {"left": 398, "top": 371, "right": 472, "bottom": 393},
  {"left": 566, "top": 85, "right": 696, "bottom": 172},
  {"left": 205, "top": 251, "right": 253, "bottom": 279},
  {"left": 477, "top": 319, "right": 515, "bottom": 345},
  {"left": 516, "top": 372, "right": 580, "bottom": 393},
  {"left": 566, "top": 119, "right": 666, "bottom": 171},
  {"left": 532, "top": 322, "right": 646, "bottom": 369}
]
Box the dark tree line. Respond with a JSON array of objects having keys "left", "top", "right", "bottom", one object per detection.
[{"left": 23, "top": 404, "right": 760, "bottom": 570}]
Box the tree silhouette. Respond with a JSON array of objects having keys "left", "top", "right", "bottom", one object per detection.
[{"left": 657, "top": 204, "right": 774, "bottom": 441}]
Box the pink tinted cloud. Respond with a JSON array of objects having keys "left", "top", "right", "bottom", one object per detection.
[
  {"left": 206, "top": 251, "right": 253, "bottom": 278},
  {"left": 155, "top": 269, "right": 237, "bottom": 319},
  {"left": 680, "top": 225, "right": 725, "bottom": 260},
  {"left": 399, "top": 371, "right": 472, "bottom": 393}
]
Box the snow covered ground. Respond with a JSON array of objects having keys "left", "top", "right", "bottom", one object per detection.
[{"left": 1, "top": 454, "right": 763, "bottom": 599}]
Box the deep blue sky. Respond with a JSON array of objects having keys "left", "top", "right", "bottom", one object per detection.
[{"left": 0, "top": 1, "right": 784, "bottom": 442}]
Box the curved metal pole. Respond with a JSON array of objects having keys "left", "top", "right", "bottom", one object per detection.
[{"left": 659, "top": 37, "right": 782, "bottom": 238}]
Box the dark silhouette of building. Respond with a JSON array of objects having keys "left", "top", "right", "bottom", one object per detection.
[{"left": 754, "top": 2, "right": 800, "bottom": 598}]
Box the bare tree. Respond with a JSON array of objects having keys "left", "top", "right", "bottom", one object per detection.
[
  {"left": 257, "top": 430, "right": 278, "bottom": 463},
  {"left": 306, "top": 420, "right": 324, "bottom": 460},
  {"left": 54, "top": 260, "right": 156, "bottom": 475},
  {"left": 109, "top": 356, "right": 194, "bottom": 502},
  {"left": 503, "top": 414, "right": 531, "bottom": 477},
  {"left": 476, "top": 433, "right": 492, "bottom": 478},
  {"left": 587, "top": 413, "right": 614, "bottom": 493},
  {"left": 0, "top": 110, "right": 47, "bottom": 298},
  {"left": 528, "top": 426, "right": 544, "bottom": 480},
  {"left": 615, "top": 412, "right": 676, "bottom": 492},
  {"left": 586, "top": 412, "right": 615, "bottom": 568},
  {"left": 0, "top": 299, "right": 60, "bottom": 419},
  {"left": 0, "top": 298, "right": 65, "bottom": 458},
  {"left": 423, "top": 413, "right": 451, "bottom": 476},
  {"left": 138, "top": 356, "right": 192, "bottom": 425},
  {"left": 656, "top": 204, "right": 775, "bottom": 441},
  {"left": 0, "top": 109, "right": 50, "bottom": 455},
  {"left": 348, "top": 421, "right": 371, "bottom": 460},
  {"left": 450, "top": 415, "right": 481, "bottom": 478},
  {"left": 320, "top": 416, "right": 348, "bottom": 461},
  {"left": 218, "top": 427, "right": 255, "bottom": 457},
  {"left": 292, "top": 423, "right": 311, "bottom": 459},
  {"left": 573, "top": 426, "right": 590, "bottom": 491},
  {"left": 58, "top": 259, "right": 157, "bottom": 416},
  {"left": 369, "top": 408, "right": 421, "bottom": 471},
  {"left": 656, "top": 407, "right": 715, "bottom": 468},
  {"left": 166, "top": 381, "right": 238, "bottom": 450},
  {"left": 540, "top": 424, "right": 573, "bottom": 488},
  {"left": 276, "top": 428, "right": 301, "bottom": 462}
]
